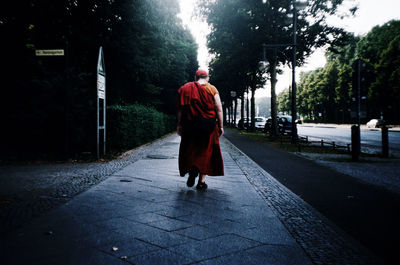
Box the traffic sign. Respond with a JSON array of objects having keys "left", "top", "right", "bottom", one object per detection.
[{"left": 35, "top": 49, "right": 64, "bottom": 56}]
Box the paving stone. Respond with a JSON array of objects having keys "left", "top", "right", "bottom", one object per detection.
[
  {"left": 114, "top": 222, "right": 197, "bottom": 248},
  {"left": 168, "top": 234, "right": 262, "bottom": 262},
  {"left": 173, "top": 224, "right": 226, "bottom": 241},
  {"left": 176, "top": 212, "right": 224, "bottom": 226},
  {"left": 128, "top": 249, "right": 193, "bottom": 265},
  {"left": 63, "top": 246, "right": 129, "bottom": 265},
  {"left": 233, "top": 223, "right": 298, "bottom": 245},
  {"left": 147, "top": 218, "right": 193, "bottom": 232},
  {"left": 125, "top": 212, "right": 170, "bottom": 224},
  {"left": 197, "top": 244, "right": 313, "bottom": 265},
  {"left": 82, "top": 230, "right": 161, "bottom": 258}
]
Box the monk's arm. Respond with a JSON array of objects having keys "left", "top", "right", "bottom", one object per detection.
[
  {"left": 177, "top": 108, "right": 182, "bottom": 136},
  {"left": 214, "top": 94, "right": 224, "bottom": 136}
]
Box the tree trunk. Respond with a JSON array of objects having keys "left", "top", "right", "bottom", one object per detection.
[
  {"left": 223, "top": 106, "right": 227, "bottom": 125},
  {"left": 246, "top": 88, "right": 250, "bottom": 130},
  {"left": 270, "top": 52, "right": 279, "bottom": 137},
  {"left": 241, "top": 92, "right": 245, "bottom": 121},
  {"left": 228, "top": 105, "right": 231, "bottom": 126},
  {"left": 251, "top": 86, "right": 256, "bottom": 131},
  {"left": 234, "top": 97, "right": 238, "bottom": 127}
]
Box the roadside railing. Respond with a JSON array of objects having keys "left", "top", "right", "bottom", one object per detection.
[{"left": 297, "top": 135, "right": 351, "bottom": 153}]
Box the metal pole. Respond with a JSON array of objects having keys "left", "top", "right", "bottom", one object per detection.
[
  {"left": 357, "top": 59, "right": 361, "bottom": 127},
  {"left": 291, "top": 1, "right": 298, "bottom": 143},
  {"left": 382, "top": 125, "right": 389, "bottom": 158}
]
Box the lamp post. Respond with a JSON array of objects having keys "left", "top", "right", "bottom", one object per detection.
[
  {"left": 290, "top": 0, "right": 307, "bottom": 142},
  {"left": 291, "top": 0, "right": 298, "bottom": 143}
]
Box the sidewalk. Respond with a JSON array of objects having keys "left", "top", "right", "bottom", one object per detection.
[{"left": 1, "top": 135, "right": 378, "bottom": 264}]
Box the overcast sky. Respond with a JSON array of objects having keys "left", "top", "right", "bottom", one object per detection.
[{"left": 178, "top": 0, "right": 400, "bottom": 97}]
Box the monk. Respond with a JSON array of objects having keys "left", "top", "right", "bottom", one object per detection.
[{"left": 177, "top": 69, "right": 224, "bottom": 191}]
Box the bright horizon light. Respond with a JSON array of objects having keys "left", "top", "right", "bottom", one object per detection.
[{"left": 178, "top": 0, "right": 400, "bottom": 97}]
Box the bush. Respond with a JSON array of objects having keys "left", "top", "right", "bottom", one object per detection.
[{"left": 107, "top": 104, "right": 176, "bottom": 152}]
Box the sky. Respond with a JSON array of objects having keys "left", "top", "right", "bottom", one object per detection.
[{"left": 178, "top": 0, "right": 400, "bottom": 97}]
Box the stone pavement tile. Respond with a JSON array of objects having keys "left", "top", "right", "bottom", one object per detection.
[
  {"left": 200, "top": 218, "right": 257, "bottom": 234},
  {"left": 113, "top": 223, "right": 198, "bottom": 248},
  {"left": 128, "top": 249, "right": 193, "bottom": 265},
  {"left": 146, "top": 218, "right": 193, "bottom": 232},
  {"left": 79, "top": 229, "right": 161, "bottom": 258},
  {"left": 168, "top": 234, "right": 262, "bottom": 262},
  {"left": 176, "top": 212, "right": 225, "bottom": 226},
  {"left": 2, "top": 222, "right": 125, "bottom": 265},
  {"left": 160, "top": 198, "right": 209, "bottom": 214},
  {"left": 15, "top": 217, "right": 107, "bottom": 241},
  {"left": 174, "top": 188, "right": 232, "bottom": 202},
  {"left": 72, "top": 200, "right": 126, "bottom": 214},
  {"left": 4, "top": 246, "right": 128, "bottom": 265},
  {"left": 65, "top": 247, "right": 130, "bottom": 265},
  {"left": 49, "top": 246, "right": 130, "bottom": 265},
  {"left": 91, "top": 216, "right": 148, "bottom": 231},
  {"left": 3, "top": 231, "right": 76, "bottom": 264},
  {"left": 125, "top": 211, "right": 171, "bottom": 224},
  {"left": 4, "top": 206, "right": 110, "bottom": 242},
  {"left": 173, "top": 224, "right": 226, "bottom": 241},
  {"left": 197, "top": 244, "right": 313, "bottom": 265},
  {"left": 74, "top": 189, "right": 127, "bottom": 204},
  {"left": 233, "top": 221, "right": 298, "bottom": 245},
  {"left": 155, "top": 207, "right": 193, "bottom": 219},
  {"left": 131, "top": 192, "right": 185, "bottom": 204}
]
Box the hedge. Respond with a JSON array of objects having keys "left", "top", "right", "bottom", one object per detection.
[{"left": 107, "top": 104, "right": 176, "bottom": 152}]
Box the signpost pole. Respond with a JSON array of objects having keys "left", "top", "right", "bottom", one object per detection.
[{"left": 97, "top": 47, "right": 106, "bottom": 159}]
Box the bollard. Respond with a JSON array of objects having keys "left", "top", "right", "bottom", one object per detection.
[
  {"left": 382, "top": 125, "right": 389, "bottom": 158},
  {"left": 351, "top": 125, "right": 360, "bottom": 161}
]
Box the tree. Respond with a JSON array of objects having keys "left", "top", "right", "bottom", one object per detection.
[
  {"left": 200, "top": 0, "right": 353, "bottom": 134},
  {"left": 0, "top": 0, "right": 199, "bottom": 158},
  {"left": 371, "top": 36, "right": 400, "bottom": 123},
  {"left": 356, "top": 20, "right": 400, "bottom": 122}
]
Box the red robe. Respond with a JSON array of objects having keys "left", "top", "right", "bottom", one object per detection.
[{"left": 177, "top": 82, "right": 224, "bottom": 176}]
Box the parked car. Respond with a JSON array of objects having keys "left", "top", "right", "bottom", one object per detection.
[
  {"left": 255, "top": 117, "right": 266, "bottom": 131},
  {"left": 366, "top": 119, "right": 385, "bottom": 128},
  {"left": 264, "top": 115, "right": 294, "bottom": 135},
  {"left": 238, "top": 117, "right": 266, "bottom": 130},
  {"left": 237, "top": 118, "right": 249, "bottom": 129}
]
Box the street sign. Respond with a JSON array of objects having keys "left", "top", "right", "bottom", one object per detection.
[
  {"left": 35, "top": 49, "right": 64, "bottom": 56},
  {"left": 97, "top": 75, "right": 105, "bottom": 99}
]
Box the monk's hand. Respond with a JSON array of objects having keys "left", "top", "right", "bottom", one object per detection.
[
  {"left": 177, "top": 124, "right": 182, "bottom": 136},
  {"left": 218, "top": 127, "right": 224, "bottom": 137}
]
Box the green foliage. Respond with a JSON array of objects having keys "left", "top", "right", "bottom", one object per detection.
[
  {"left": 292, "top": 20, "right": 400, "bottom": 124},
  {"left": 371, "top": 36, "right": 400, "bottom": 122},
  {"left": 1, "top": 0, "right": 197, "bottom": 158},
  {"left": 200, "top": 0, "right": 350, "bottom": 131},
  {"left": 277, "top": 89, "right": 291, "bottom": 115},
  {"left": 107, "top": 104, "right": 176, "bottom": 152}
]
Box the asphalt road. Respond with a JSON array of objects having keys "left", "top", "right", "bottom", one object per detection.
[
  {"left": 224, "top": 129, "right": 400, "bottom": 265},
  {"left": 298, "top": 125, "right": 400, "bottom": 155}
]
